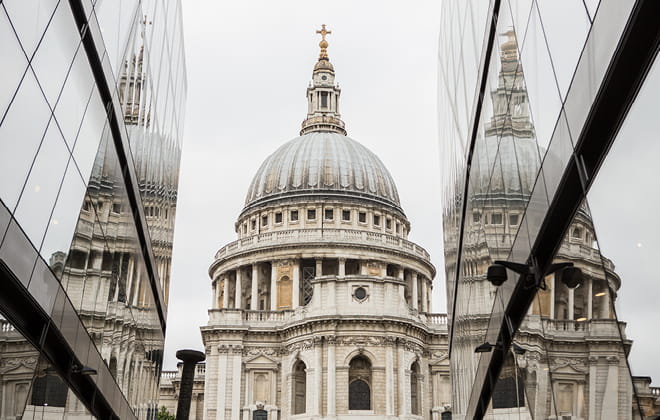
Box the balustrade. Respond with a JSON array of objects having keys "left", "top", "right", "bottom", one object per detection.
[{"left": 214, "top": 228, "right": 431, "bottom": 261}]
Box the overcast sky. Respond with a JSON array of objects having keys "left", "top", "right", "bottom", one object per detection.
[{"left": 164, "top": 0, "right": 658, "bottom": 387}]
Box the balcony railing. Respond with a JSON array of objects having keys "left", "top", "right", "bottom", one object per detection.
[
  {"left": 208, "top": 308, "right": 448, "bottom": 333},
  {"left": 423, "top": 313, "right": 448, "bottom": 325},
  {"left": 161, "top": 370, "right": 177, "bottom": 380},
  {"left": 541, "top": 318, "right": 626, "bottom": 336},
  {"left": 215, "top": 228, "right": 431, "bottom": 261}
]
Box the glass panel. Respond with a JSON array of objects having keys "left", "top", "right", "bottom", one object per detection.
[
  {"left": 13, "top": 119, "right": 71, "bottom": 249},
  {"left": 40, "top": 163, "right": 87, "bottom": 262},
  {"left": 0, "top": 8, "right": 29, "bottom": 121},
  {"left": 0, "top": 69, "right": 52, "bottom": 211},
  {"left": 587, "top": 57, "right": 660, "bottom": 404},
  {"left": 72, "top": 90, "right": 108, "bottom": 183},
  {"left": 536, "top": 0, "right": 591, "bottom": 99},
  {"left": 30, "top": 0, "right": 81, "bottom": 108},
  {"left": 3, "top": 0, "right": 58, "bottom": 58},
  {"left": 53, "top": 46, "right": 96, "bottom": 149},
  {"left": 93, "top": 0, "right": 139, "bottom": 77},
  {"left": 518, "top": 2, "right": 563, "bottom": 152}
]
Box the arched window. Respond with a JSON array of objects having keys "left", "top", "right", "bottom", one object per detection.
[
  {"left": 411, "top": 361, "right": 421, "bottom": 415},
  {"left": 292, "top": 360, "right": 306, "bottom": 414},
  {"left": 349, "top": 355, "right": 372, "bottom": 410}
]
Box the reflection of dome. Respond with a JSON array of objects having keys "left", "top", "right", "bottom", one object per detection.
[
  {"left": 244, "top": 132, "right": 401, "bottom": 211},
  {"left": 473, "top": 136, "right": 541, "bottom": 196}
]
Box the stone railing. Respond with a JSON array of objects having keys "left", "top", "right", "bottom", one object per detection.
[
  {"left": 541, "top": 318, "right": 626, "bottom": 337},
  {"left": 208, "top": 308, "right": 445, "bottom": 333},
  {"left": 160, "top": 370, "right": 179, "bottom": 384},
  {"left": 215, "top": 228, "right": 431, "bottom": 261},
  {"left": 651, "top": 387, "right": 660, "bottom": 397},
  {"left": 243, "top": 310, "right": 294, "bottom": 322},
  {"left": 424, "top": 313, "right": 448, "bottom": 325},
  {"left": 195, "top": 363, "right": 206, "bottom": 377},
  {"left": 1, "top": 319, "right": 16, "bottom": 332},
  {"left": 161, "top": 370, "right": 177, "bottom": 380}
]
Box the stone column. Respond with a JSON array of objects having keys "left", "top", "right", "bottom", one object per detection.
[
  {"left": 212, "top": 280, "right": 218, "bottom": 309},
  {"left": 243, "top": 371, "right": 251, "bottom": 420},
  {"left": 602, "top": 357, "right": 619, "bottom": 418},
  {"left": 327, "top": 337, "right": 336, "bottom": 417},
  {"left": 398, "top": 342, "right": 407, "bottom": 416},
  {"left": 421, "top": 277, "right": 428, "bottom": 312},
  {"left": 411, "top": 272, "right": 419, "bottom": 311},
  {"left": 223, "top": 276, "right": 230, "bottom": 309},
  {"left": 270, "top": 262, "right": 277, "bottom": 311},
  {"left": 175, "top": 350, "right": 206, "bottom": 420},
  {"left": 577, "top": 383, "right": 585, "bottom": 418},
  {"left": 338, "top": 258, "right": 346, "bottom": 277},
  {"left": 587, "top": 278, "right": 593, "bottom": 319},
  {"left": 315, "top": 340, "right": 323, "bottom": 415},
  {"left": 315, "top": 258, "right": 323, "bottom": 277},
  {"left": 251, "top": 264, "right": 259, "bottom": 310},
  {"left": 549, "top": 275, "right": 555, "bottom": 318},
  {"left": 292, "top": 260, "right": 300, "bottom": 307},
  {"left": 601, "top": 285, "right": 611, "bottom": 318},
  {"left": 235, "top": 269, "right": 243, "bottom": 309},
  {"left": 568, "top": 287, "right": 575, "bottom": 320},
  {"left": 588, "top": 356, "right": 598, "bottom": 420},
  {"left": 398, "top": 269, "right": 406, "bottom": 303},
  {"left": 386, "top": 342, "right": 395, "bottom": 416},
  {"left": 232, "top": 348, "right": 242, "bottom": 420},
  {"left": 217, "top": 347, "right": 229, "bottom": 420}
]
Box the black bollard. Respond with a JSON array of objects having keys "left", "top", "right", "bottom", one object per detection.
[{"left": 175, "top": 349, "right": 206, "bottom": 420}]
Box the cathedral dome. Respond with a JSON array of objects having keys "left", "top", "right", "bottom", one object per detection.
[{"left": 243, "top": 132, "right": 401, "bottom": 211}]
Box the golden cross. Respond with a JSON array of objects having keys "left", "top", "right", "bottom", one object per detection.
[{"left": 316, "top": 24, "right": 331, "bottom": 41}]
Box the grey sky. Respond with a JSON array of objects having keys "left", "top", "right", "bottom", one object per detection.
[{"left": 164, "top": 0, "right": 658, "bottom": 387}]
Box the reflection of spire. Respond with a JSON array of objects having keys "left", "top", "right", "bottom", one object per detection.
[
  {"left": 301, "top": 25, "right": 346, "bottom": 136},
  {"left": 485, "top": 29, "right": 534, "bottom": 139},
  {"left": 119, "top": 16, "right": 152, "bottom": 127}
]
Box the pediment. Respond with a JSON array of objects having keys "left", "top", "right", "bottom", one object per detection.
[
  {"left": 245, "top": 354, "right": 279, "bottom": 370},
  {"left": 552, "top": 363, "right": 585, "bottom": 375}
]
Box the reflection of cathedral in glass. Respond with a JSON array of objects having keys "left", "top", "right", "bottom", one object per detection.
[
  {"left": 443, "top": 29, "right": 646, "bottom": 419},
  {"left": 0, "top": 1, "right": 185, "bottom": 419}
]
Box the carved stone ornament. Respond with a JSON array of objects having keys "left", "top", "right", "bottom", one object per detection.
[
  {"left": 551, "top": 357, "right": 587, "bottom": 373},
  {"left": 243, "top": 347, "right": 280, "bottom": 357},
  {"left": 218, "top": 344, "right": 244, "bottom": 354},
  {"left": 0, "top": 356, "right": 39, "bottom": 373}
]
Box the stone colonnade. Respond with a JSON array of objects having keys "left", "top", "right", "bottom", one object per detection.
[{"left": 211, "top": 257, "right": 433, "bottom": 312}]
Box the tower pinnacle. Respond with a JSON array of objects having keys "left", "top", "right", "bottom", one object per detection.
[
  {"left": 316, "top": 24, "right": 332, "bottom": 59},
  {"left": 301, "top": 25, "right": 346, "bottom": 136}
]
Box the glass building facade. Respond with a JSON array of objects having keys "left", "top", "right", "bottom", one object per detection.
[
  {"left": 0, "top": 0, "right": 185, "bottom": 419},
  {"left": 439, "top": 0, "right": 658, "bottom": 419}
]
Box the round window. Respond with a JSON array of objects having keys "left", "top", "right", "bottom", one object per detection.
[
  {"left": 321, "top": 75, "right": 327, "bottom": 80},
  {"left": 354, "top": 287, "right": 367, "bottom": 301}
]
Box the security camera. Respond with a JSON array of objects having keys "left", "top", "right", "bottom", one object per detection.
[
  {"left": 559, "top": 266, "right": 583, "bottom": 289},
  {"left": 487, "top": 264, "right": 508, "bottom": 286}
]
